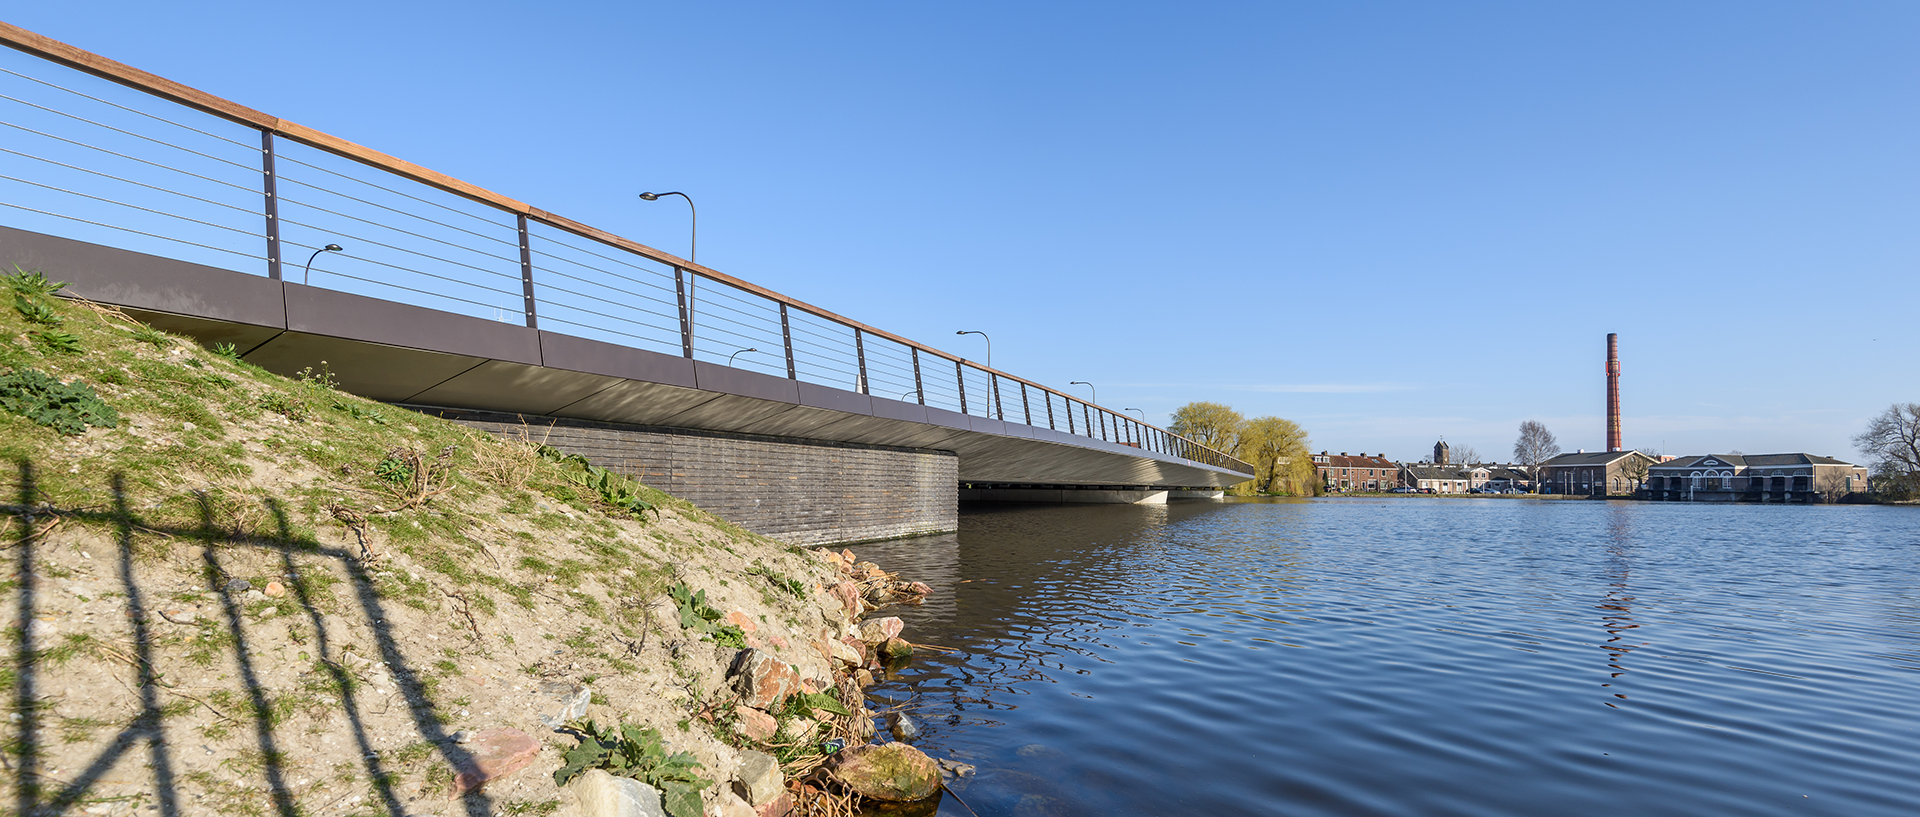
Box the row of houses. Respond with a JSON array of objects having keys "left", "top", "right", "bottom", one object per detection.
[{"left": 1311, "top": 446, "right": 1868, "bottom": 503}]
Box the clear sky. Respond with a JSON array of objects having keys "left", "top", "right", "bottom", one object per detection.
[{"left": 6, "top": 2, "right": 1916, "bottom": 463}]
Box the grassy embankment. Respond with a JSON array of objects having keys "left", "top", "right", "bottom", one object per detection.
[{"left": 1, "top": 269, "right": 875, "bottom": 816}]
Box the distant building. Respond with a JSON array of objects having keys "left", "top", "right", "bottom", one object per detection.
[
  {"left": 1313, "top": 452, "right": 1400, "bottom": 492},
  {"left": 1645, "top": 454, "right": 1868, "bottom": 503},
  {"left": 1400, "top": 463, "right": 1485, "bottom": 493},
  {"left": 1539, "top": 450, "right": 1660, "bottom": 496},
  {"left": 1480, "top": 465, "right": 1533, "bottom": 492}
]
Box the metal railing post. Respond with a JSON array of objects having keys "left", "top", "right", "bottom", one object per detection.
[
  {"left": 992, "top": 376, "right": 1003, "bottom": 420},
  {"left": 911, "top": 348, "right": 924, "bottom": 405},
  {"left": 516, "top": 214, "right": 538, "bottom": 329},
  {"left": 854, "top": 328, "right": 868, "bottom": 394},
  {"left": 1021, "top": 383, "right": 1032, "bottom": 425},
  {"left": 956, "top": 361, "right": 967, "bottom": 414},
  {"left": 674, "top": 267, "right": 693, "bottom": 358},
  {"left": 261, "top": 131, "right": 281, "bottom": 280},
  {"left": 780, "top": 303, "right": 796, "bottom": 379},
  {"left": 1066, "top": 399, "right": 1076, "bottom": 434},
  {"left": 1046, "top": 392, "right": 1055, "bottom": 430}
]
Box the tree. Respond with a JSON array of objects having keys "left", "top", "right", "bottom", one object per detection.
[
  {"left": 1450, "top": 444, "right": 1480, "bottom": 466},
  {"left": 1620, "top": 454, "right": 1650, "bottom": 492},
  {"left": 1513, "top": 420, "right": 1560, "bottom": 485},
  {"left": 1169, "top": 402, "right": 1245, "bottom": 457},
  {"left": 1854, "top": 402, "right": 1920, "bottom": 500},
  {"left": 1241, "top": 416, "right": 1314, "bottom": 495}
]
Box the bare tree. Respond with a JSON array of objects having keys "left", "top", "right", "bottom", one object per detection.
[
  {"left": 1620, "top": 454, "right": 1650, "bottom": 492},
  {"left": 1450, "top": 444, "right": 1480, "bottom": 466},
  {"left": 1513, "top": 420, "right": 1561, "bottom": 485},
  {"left": 1854, "top": 402, "right": 1920, "bottom": 500}
]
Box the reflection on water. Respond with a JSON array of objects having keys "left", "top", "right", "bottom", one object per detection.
[{"left": 854, "top": 498, "right": 1920, "bottom": 817}]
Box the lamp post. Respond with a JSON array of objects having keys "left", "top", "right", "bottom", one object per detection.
[
  {"left": 641, "top": 191, "right": 698, "bottom": 347},
  {"left": 301, "top": 243, "right": 342, "bottom": 285},
  {"left": 1070, "top": 381, "right": 1096, "bottom": 406},
  {"left": 954, "top": 330, "right": 991, "bottom": 369},
  {"left": 1125, "top": 408, "right": 1146, "bottom": 421},
  {"left": 728, "top": 347, "right": 758, "bottom": 367}
]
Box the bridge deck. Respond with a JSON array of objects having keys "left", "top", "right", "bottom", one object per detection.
[{"left": 5, "top": 225, "right": 1252, "bottom": 488}]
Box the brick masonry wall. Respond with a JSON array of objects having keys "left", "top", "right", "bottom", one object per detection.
[{"left": 424, "top": 408, "right": 958, "bottom": 547}]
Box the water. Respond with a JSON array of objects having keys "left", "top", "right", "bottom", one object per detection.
[{"left": 852, "top": 498, "right": 1920, "bottom": 817}]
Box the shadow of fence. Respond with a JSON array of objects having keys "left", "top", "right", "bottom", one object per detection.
[{"left": 7, "top": 459, "right": 496, "bottom": 816}]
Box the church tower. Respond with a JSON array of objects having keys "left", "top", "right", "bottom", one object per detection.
[{"left": 1434, "top": 440, "right": 1450, "bottom": 466}]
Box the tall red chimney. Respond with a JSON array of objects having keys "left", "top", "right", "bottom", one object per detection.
[{"left": 1606, "top": 333, "right": 1622, "bottom": 452}]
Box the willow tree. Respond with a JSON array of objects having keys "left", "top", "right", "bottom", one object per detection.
[
  {"left": 1169, "top": 402, "right": 1245, "bottom": 456},
  {"left": 1241, "top": 415, "right": 1315, "bottom": 495}
]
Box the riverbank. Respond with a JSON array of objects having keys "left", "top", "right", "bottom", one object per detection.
[{"left": 2, "top": 273, "right": 946, "bottom": 816}]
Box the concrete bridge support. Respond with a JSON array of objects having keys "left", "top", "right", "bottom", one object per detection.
[{"left": 431, "top": 408, "right": 957, "bottom": 546}]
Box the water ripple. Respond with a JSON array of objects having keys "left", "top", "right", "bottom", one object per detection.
[{"left": 855, "top": 500, "right": 1920, "bottom": 816}]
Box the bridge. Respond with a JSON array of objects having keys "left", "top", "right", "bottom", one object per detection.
[{"left": 0, "top": 23, "right": 1252, "bottom": 544}]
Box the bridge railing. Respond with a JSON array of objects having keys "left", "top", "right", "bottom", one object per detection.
[{"left": 0, "top": 23, "right": 1253, "bottom": 476}]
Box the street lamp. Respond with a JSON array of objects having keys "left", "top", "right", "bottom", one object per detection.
[
  {"left": 954, "top": 330, "right": 991, "bottom": 369},
  {"left": 637, "top": 192, "right": 695, "bottom": 262},
  {"left": 1070, "top": 381, "right": 1096, "bottom": 405},
  {"left": 301, "top": 243, "right": 342, "bottom": 285},
  {"left": 727, "top": 347, "right": 759, "bottom": 366},
  {"left": 641, "top": 191, "right": 699, "bottom": 347},
  {"left": 1125, "top": 408, "right": 1146, "bottom": 421}
]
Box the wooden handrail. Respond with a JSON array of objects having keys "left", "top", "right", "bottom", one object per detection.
[{"left": 0, "top": 20, "right": 1251, "bottom": 473}]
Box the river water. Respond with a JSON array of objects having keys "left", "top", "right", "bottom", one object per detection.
[{"left": 852, "top": 498, "right": 1920, "bottom": 817}]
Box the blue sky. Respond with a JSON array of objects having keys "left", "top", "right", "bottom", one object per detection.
[{"left": 5, "top": 2, "right": 1915, "bottom": 463}]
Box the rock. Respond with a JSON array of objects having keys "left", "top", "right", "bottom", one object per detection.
[
  {"left": 539, "top": 683, "right": 593, "bottom": 727},
  {"left": 854, "top": 669, "right": 874, "bottom": 687},
  {"left": 711, "top": 791, "right": 756, "bottom": 817},
  {"left": 826, "top": 743, "right": 941, "bottom": 802},
  {"left": 449, "top": 730, "right": 474, "bottom": 744},
  {"left": 223, "top": 578, "right": 251, "bottom": 593},
  {"left": 830, "top": 582, "right": 862, "bottom": 618},
  {"left": 565, "top": 768, "right": 668, "bottom": 817},
  {"left": 729, "top": 649, "right": 801, "bottom": 710},
  {"left": 826, "top": 639, "right": 863, "bottom": 667},
  {"left": 264, "top": 580, "right": 287, "bottom": 598},
  {"left": 449, "top": 728, "right": 542, "bottom": 794},
  {"left": 905, "top": 582, "right": 933, "bottom": 596},
  {"left": 885, "top": 712, "right": 920, "bottom": 742},
  {"left": 725, "top": 609, "right": 759, "bottom": 634},
  {"left": 935, "top": 758, "right": 976, "bottom": 780},
  {"left": 754, "top": 790, "right": 794, "bottom": 817},
  {"left": 857, "top": 617, "right": 904, "bottom": 644},
  {"left": 862, "top": 586, "right": 895, "bottom": 605},
  {"left": 734, "top": 706, "right": 777, "bottom": 742},
  {"left": 733, "top": 749, "right": 783, "bottom": 806},
  {"left": 881, "top": 638, "right": 914, "bottom": 662}
]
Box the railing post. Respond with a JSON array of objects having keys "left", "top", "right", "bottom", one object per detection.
[
  {"left": 261, "top": 131, "right": 281, "bottom": 281},
  {"left": 1021, "top": 383, "right": 1032, "bottom": 425},
  {"left": 674, "top": 267, "right": 693, "bottom": 358},
  {"left": 1066, "top": 399, "right": 1076, "bottom": 434},
  {"left": 991, "top": 376, "right": 1003, "bottom": 420},
  {"left": 911, "top": 348, "right": 924, "bottom": 404},
  {"left": 956, "top": 361, "right": 967, "bottom": 414},
  {"left": 854, "top": 328, "right": 869, "bottom": 394},
  {"left": 1046, "top": 392, "right": 1055, "bottom": 430},
  {"left": 780, "top": 303, "right": 796, "bottom": 379},
  {"left": 516, "top": 214, "right": 538, "bottom": 329}
]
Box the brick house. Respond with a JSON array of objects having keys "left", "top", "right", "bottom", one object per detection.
[
  {"left": 1313, "top": 452, "right": 1400, "bottom": 492},
  {"left": 1539, "top": 450, "right": 1659, "bottom": 496}
]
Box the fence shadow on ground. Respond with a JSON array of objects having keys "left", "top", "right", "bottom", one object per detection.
[{"left": 7, "top": 459, "right": 494, "bottom": 816}]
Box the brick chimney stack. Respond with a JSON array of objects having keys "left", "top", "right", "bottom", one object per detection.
[{"left": 1606, "top": 333, "right": 1622, "bottom": 452}]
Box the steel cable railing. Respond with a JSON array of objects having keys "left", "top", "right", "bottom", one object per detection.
[{"left": 0, "top": 26, "right": 1254, "bottom": 477}]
